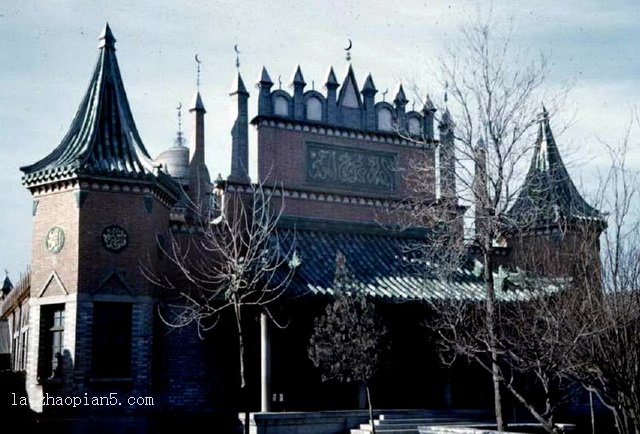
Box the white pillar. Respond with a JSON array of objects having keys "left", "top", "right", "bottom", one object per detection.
[{"left": 260, "top": 312, "right": 271, "bottom": 412}]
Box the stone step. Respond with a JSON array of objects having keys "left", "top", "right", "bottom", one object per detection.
[
  {"left": 361, "top": 420, "right": 484, "bottom": 430},
  {"left": 379, "top": 411, "right": 489, "bottom": 421},
  {"left": 377, "top": 418, "right": 480, "bottom": 425}
]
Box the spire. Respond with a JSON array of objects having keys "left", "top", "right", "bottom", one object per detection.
[
  {"left": 231, "top": 72, "right": 248, "bottom": 95},
  {"left": 325, "top": 67, "right": 339, "bottom": 88},
  {"left": 230, "top": 71, "right": 250, "bottom": 182},
  {"left": 421, "top": 94, "right": 437, "bottom": 140},
  {"left": 291, "top": 65, "right": 306, "bottom": 86},
  {"left": 440, "top": 108, "right": 454, "bottom": 130},
  {"left": 507, "top": 105, "right": 605, "bottom": 228},
  {"left": 98, "top": 23, "right": 116, "bottom": 49},
  {"left": 325, "top": 67, "right": 339, "bottom": 124},
  {"left": 362, "top": 73, "right": 376, "bottom": 94},
  {"left": 2, "top": 271, "right": 12, "bottom": 297},
  {"left": 21, "top": 24, "right": 165, "bottom": 186},
  {"left": 190, "top": 92, "right": 206, "bottom": 112},
  {"left": 291, "top": 66, "right": 306, "bottom": 120},
  {"left": 257, "top": 66, "right": 274, "bottom": 116},
  {"left": 361, "top": 73, "right": 377, "bottom": 131},
  {"left": 258, "top": 66, "right": 273, "bottom": 86},
  {"left": 423, "top": 94, "right": 436, "bottom": 113},
  {"left": 393, "top": 83, "right": 408, "bottom": 105}
]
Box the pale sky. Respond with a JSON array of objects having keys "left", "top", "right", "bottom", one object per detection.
[{"left": 1, "top": 0, "right": 638, "bottom": 278}]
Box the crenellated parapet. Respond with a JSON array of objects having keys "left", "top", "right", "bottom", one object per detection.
[{"left": 254, "top": 64, "right": 437, "bottom": 141}]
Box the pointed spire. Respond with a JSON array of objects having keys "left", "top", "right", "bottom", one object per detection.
[
  {"left": 21, "top": 24, "right": 171, "bottom": 187},
  {"left": 423, "top": 94, "right": 436, "bottom": 112},
  {"left": 394, "top": 83, "right": 408, "bottom": 105},
  {"left": 2, "top": 271, "right": 13, "bottom": 297},
  {"left": 507, "top": 105, "right": 604, "bottom": 228},
  {"left": 325, "top": 67, "right": 339, "bottom": 88},
  {"left": 362, "top": 73, "right": 377, "bottom": 130},
  {"left": 362, "top": 73, "right": 377, "bottom": 94},
  {"left": 230, "top": 70, "right": 250, "bottom": 181},
  {"left": 190, "top": 92, "right": 206, "bottom": 112},
  {"left": 257, "top": 66, "right": 273, "bottom": 116},
  {"left": 258, "top": 66, "right": 273, "bottom": 86},
  {"left": 440, "top": 108, "right": 454, "bottom": 128},
  {"left": 291, "top": 66, "right": 306, "bottom": 86},
  {"left": 231, "top": 72, "right": 248, "bottom": 95},
  {"left": 98, "top": 23, "right": 116, "bottom": 49}
]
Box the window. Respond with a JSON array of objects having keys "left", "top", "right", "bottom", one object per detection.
[
  {"left": 377, "top": 108, "right": 393, "bottom": 131},
  {"left": 274, "top": 96, "right": 289, "bottom": 117},
  {"left": 408, "top": 117, "right": 421, "bottom": 135},
  {"left": 38, "top": 304, "right": 64, "bottom": 381},
  {"left": 306, "top": 97, "right": 322, "bottom": 121},
  {"left": 92, "top": 303, "right": 132, "bottom": 378}
]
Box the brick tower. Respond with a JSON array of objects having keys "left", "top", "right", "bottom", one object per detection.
[{"left": 20, "top": 24, "right": 179, "bottom": 411}]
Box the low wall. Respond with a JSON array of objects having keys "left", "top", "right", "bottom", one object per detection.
[{"left": 246, "top": 410, "right": 381, "bottom": 434}]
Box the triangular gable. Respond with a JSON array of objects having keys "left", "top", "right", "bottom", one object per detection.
[
  {"left": 337, "top": 66, "right": 362, "bottom": 109},
  {"left": 38, "top": 271, "right": 69, "bottom": 297},
  {"left": 95, "top": 271, "right": 133, "bottom": 296}
]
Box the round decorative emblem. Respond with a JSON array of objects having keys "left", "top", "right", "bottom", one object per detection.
[
  {"left": 101, "top": 225, "right": 128, "bottom": 253},
  {"left": 46, "top": 227, "right": 65, "bottom": 254}
]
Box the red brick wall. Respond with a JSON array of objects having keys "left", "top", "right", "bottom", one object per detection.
[
  {"left": 257, "top": 124, "right": 435, "bottom": 224},
  {"left": 31, "top": 189, "right": 80, "bottom": 297}
]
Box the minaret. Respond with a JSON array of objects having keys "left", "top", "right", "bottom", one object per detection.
[
  {"left": 394, "top": 84, "right": 408, "bottom": 131},
  {"left": 438, "top": 108, "right": 456, "bottom": 200},
  {"left": 421, "top": 94, "right": 437, "bottom": 140},
  {"left": 188, "top": 63, "right": 211, "bottom": 210},
  {"left": 325, "top": 67, "right": 339, "bottom": 124},
  {"left": 291, "top": 66, "right": 306, "bottom": 120},
  {"left": 189, "top": 92, "right": 206, "bottom": 168},
  {"left": 361, "top": 74, "right": 377, "bottom": 131},
  {"left": 257, "top": 66, "right": 273, "bottom": 116},
  {"left": 230, "top": 72, "right": 250, "bottom": 182}
]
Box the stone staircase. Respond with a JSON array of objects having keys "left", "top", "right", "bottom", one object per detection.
[{"left": 349, "top": 409, "right": 491, "bottom": 434}]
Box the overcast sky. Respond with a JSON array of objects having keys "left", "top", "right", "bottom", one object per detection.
[{"left": 1, "top": 0, "right": 638, "bottom": 278}]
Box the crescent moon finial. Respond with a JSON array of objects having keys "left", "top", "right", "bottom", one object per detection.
[
  {"left": 344, "top": 38, "right": 353, "bottom": 62},
  {"left": 234, "top": 44, "right": 240, "bottom": 70},
  {"left": 194, "top": 54, "right": 202, "bottom": 91}
]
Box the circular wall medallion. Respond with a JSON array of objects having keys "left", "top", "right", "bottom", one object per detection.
[
  {"left": 101, "top": 225, "right": 129, "bottom": 253},
  {"left": 46, "top": 227, "right": 65, "bottom": 254}
]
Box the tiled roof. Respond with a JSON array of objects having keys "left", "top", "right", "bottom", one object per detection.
[
  {"left": 507, "top": 108, "right": 605, "bottom": 229},
  {"left": 276, "top": 228, "right": 552, "bottom": 302},
  {"left": 20, "top": 24, "right": 174, "bottom": 193}
]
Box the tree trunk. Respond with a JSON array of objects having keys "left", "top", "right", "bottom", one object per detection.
[
  {"left": 235, "top": 302, "right": 246, "bottom": 388},
  {"left": 365, "top": 381, "right": 376, "bottom": 434},
  {"left": 484, "top": 252, "right": 505, "bottom": 431}
]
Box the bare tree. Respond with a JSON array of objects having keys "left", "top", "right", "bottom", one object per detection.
[
  {"left": 566, "top": 125, "right": 640, "bottom": 434},
  {"left": 399, "top": 14, "right": 570, "bottom": 430},
  {"left": 308, "top": 252, "right": 389, "bottom": 434},
  {"left": 144, "top": 179, "right": 299, "bottom": 390}
]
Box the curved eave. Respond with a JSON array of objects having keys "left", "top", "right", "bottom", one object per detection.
[
  {"left": 22, "top": 166, "right": 180, "bottom": 202},
  {"left": 20, "top": 28, "right": 158, "bottom": 181}
]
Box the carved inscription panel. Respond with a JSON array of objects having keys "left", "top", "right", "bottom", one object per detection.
[{"left": 306, "top": 143, "right": 396, "bottom": 192}]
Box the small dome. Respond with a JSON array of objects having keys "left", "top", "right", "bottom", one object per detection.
[{"left": 157, "top": 145, "right": 190, "bottom": 184}]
